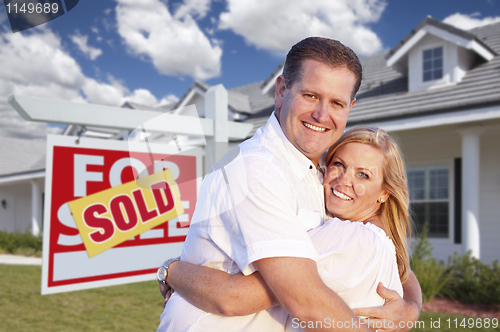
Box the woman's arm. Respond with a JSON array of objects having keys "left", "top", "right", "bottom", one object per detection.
[{"left": 163, "top": 261, "right": 280, "bottom": 316}]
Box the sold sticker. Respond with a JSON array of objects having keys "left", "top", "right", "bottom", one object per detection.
[{"left": 68, "top": 169, "right": 184, "bottom": 258}]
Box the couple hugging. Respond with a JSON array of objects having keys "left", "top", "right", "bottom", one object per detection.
[{"left": 156, "top": 37, "right": 422, "bottom": 332}]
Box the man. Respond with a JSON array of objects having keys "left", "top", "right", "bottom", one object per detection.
[{"left": 158, "top": 37, "right": 421, "bottom": 332}]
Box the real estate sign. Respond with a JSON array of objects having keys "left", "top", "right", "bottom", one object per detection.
[{"left": 42, "top": 135, "right": 201, "bottom": 294}]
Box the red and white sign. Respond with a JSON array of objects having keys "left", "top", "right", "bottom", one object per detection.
[{"left": 41, "top": 135, "right": 201, "bottom": 294}]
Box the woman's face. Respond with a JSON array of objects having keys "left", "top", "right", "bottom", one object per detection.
[{"left": 324, "top": 142, "right": 389, "bottom": 222}]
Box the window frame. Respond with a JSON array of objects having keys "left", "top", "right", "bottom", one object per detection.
[
  {"left": 407, "top": 159, "right": 455, "bottom": 243},
  {"left": 413, "top": 41, "right": 449, "bottom": 91},
  {"left": 422, "top": 46, "right": 444, "bottom": 82}
]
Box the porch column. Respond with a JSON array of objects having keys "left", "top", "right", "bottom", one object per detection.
[
  {"left": 204, "top": 84, "right": 229, "bottom": 175},
  {"left": 31, "top": 179, "right": 42, "bottom": 236},
  {"left": 458, "top": 127, "right": 484, "bottom": 259}
]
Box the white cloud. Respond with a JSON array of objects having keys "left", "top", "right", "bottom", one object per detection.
[
  {"left": 0, "top": 27, "right": 171, "bottom": 139},
  {"left": 0, "top": 28, "right": 84, "bottom": 138},
  {"left": 218, "top": 0, "right": 386, "bottom": 56},
  {"left": 174, "top": 0, "right": 211, "bottom": 19},
  {"left": 443, "top": 13, "right": 500, "bottom": 30},
  {"left": 159, "top": 93, "right": 179, "bottom": 105},
  {"left": 124, "top": 88, "right": 161, "bottom": 106},
  {"left": 70, "top": 33, "right": 103, "bottom": 60},
  {"left": 115, "top": 0, "right": 222, "bottom": 80}
]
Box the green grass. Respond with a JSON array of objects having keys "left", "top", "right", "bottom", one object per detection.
[
  {"left": 1, "top": 265, "right": 499, "bottom": 332},
  {"left": 0, "top": 265, "right": 165, "bottom": 332}
]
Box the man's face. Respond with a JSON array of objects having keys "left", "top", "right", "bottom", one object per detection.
[{"left": 275, "top": 59, "right": 356, "bottom": 164}]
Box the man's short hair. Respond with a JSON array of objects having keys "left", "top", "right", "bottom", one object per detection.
[{"left": 282, "top": 37, "right": 362, "bottom": 101}]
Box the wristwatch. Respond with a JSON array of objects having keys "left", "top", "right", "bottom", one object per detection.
[{"left": 157, "top": 257, "right": 180, "bottom": 284}]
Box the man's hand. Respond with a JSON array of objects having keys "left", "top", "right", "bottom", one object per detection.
[{"left": 353, "top": 283, "right": 420, "bottom": 332}]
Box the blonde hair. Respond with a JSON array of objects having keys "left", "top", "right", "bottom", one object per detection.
[{"left": 325, "top": 126, "right": 412, "bottom": 283}]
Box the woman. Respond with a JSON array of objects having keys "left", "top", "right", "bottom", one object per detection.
[{"left": 157, "top": 126, "right": 412, "bottom": 331}]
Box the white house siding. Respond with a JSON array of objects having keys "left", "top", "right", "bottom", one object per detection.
[
  {"left": 395, "top": 129, "right": 463, "bottom": 262},
  {"left": 478, "top": 127, "right": 500, "bottom": 265},
  {"left": 0, "top": 182, "right": 34, "bottom": 233},
  {"left": 407, "top": 34, "right": 468, "bottom": 92},
  {"left": 393, "top": 126, "right": 500, "bottom": 265}
]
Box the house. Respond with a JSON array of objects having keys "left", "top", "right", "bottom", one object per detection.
[
  {"left": 348, "top": 17, "right": 500, "bottom": 265},
  {"left": 2, "top": 17, "right": 499, "bottom": 265},
  {"left": 0, "top": 136, "right": 45, "bottom": 234}
]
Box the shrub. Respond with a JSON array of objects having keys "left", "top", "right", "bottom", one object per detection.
[
  {"left": 442, "top": 252, "right": 500, "bottom": 305},
  {"left": 0, "top": 230, "right": 42, "bottom": 256},
  {"left": 410, "top": 225, "right": 452, "bottom": 303}
]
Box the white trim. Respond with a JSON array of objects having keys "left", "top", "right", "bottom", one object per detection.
[
  {"left": 387, "top": 30, "right": 426, "bottom": 67},
  {"left": 176, "top": 86, "right": 206, "bottom": 110},
  {"left": 261, "top": 66, "right": 283, "bottom": 95},
  {"left": 469, "top": 39, "right": 495, "bottom": 61},
  {"left": 425, "top": 25, "right": 495, "bottom": 61},
  {"left": 387, "top": 24, "right": 495, "bottom": 68},
  {"left": 0, "top": 170, "right": 45, "bottom": 186},
  {"left": 349, "top": 104, "right": 500, "bottom": 133}
]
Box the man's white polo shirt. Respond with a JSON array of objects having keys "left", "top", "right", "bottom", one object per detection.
[
  {"left": 157, "top": 113, "right": 328, "bottom": 331},
  {"left": 182, "top": 112, "right": 326, "bottom": 275}
]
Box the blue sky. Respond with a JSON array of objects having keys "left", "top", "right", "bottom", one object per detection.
[{"left": 1, "top": 0, "right": 499, "bottom": 138}]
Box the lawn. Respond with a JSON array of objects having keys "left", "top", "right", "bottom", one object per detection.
[
  {"left": 1, "top": 265, "right": 499, "bottom": 332},
  {"left": 0, "top": 265, "right": 164, "bottom": 332}
]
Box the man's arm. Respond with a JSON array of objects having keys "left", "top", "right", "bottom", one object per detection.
[
  {"left": 353, "top": 270, "right": 422, "bottom": 332},
  {"left": 161, "top": 261, "right": 279, "bottom": 316},
  {"left": 255, "top": 257, "right": 372, "bottom": 332}
]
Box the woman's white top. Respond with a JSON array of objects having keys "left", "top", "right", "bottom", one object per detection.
[
  {"left": 285, "top": 218, "right": 403, "bottom": 332},
  {"left": 157, "top": 218, "right": 403, "bottom": 332}
]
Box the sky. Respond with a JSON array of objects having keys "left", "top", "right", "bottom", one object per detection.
[{"left": 1, "top": 0, "right": 499, "bottom": 139}]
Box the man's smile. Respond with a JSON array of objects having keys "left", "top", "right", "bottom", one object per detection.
[{"left": 302, "top": 121, "right": 328, "bottom": 132}]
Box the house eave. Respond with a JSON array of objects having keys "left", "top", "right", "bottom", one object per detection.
[
  {"left": 347, "top": 104, "right": 500, "bottom": 133},
  {"left": 0, "top": 169, "right": 45, "bottom": 186}
]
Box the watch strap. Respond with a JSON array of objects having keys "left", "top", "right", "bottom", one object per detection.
[{"left": 161, "top": 256, "right": 180, "bottom": 284}]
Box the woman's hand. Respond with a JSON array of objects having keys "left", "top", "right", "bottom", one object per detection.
[
  {"left": 163, "top": 288, "right": 174, "bottom": 308},
  {"left": 158, "top": 279, "right": 170, "bottom": 299},
  {"left": 353, "top": 283, "right": 420, "bottom": 332}
]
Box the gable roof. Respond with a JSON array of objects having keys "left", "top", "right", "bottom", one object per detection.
[
  {"left": 386, "top": 16, "right": 496, "bottom": 71},
  {"left": 0, "top": 136, "right": 46, "bottom": 177},
  {"left": 348, "top": 21, "right": 500, "bottom": 125},
  {"left": 260, "top": 60, "right": 285, "bottom": 95},
  {"left": 175, "top": 81, "right": 257, "bottom": 115}
]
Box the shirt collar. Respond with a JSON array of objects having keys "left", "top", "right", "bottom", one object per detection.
[
  {"left": 317, "top": 152, "right": 328, "bottom": 183},
  {"left": 264, "top": 112, "right": 317, "bottom": 180}
]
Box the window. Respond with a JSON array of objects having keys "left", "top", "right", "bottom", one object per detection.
[
  {"left": 407, "top": 165, "right": 449, "bottom": 238},
  {"left": 423, "top": 47, "right": 443, "bottom": 82}
]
